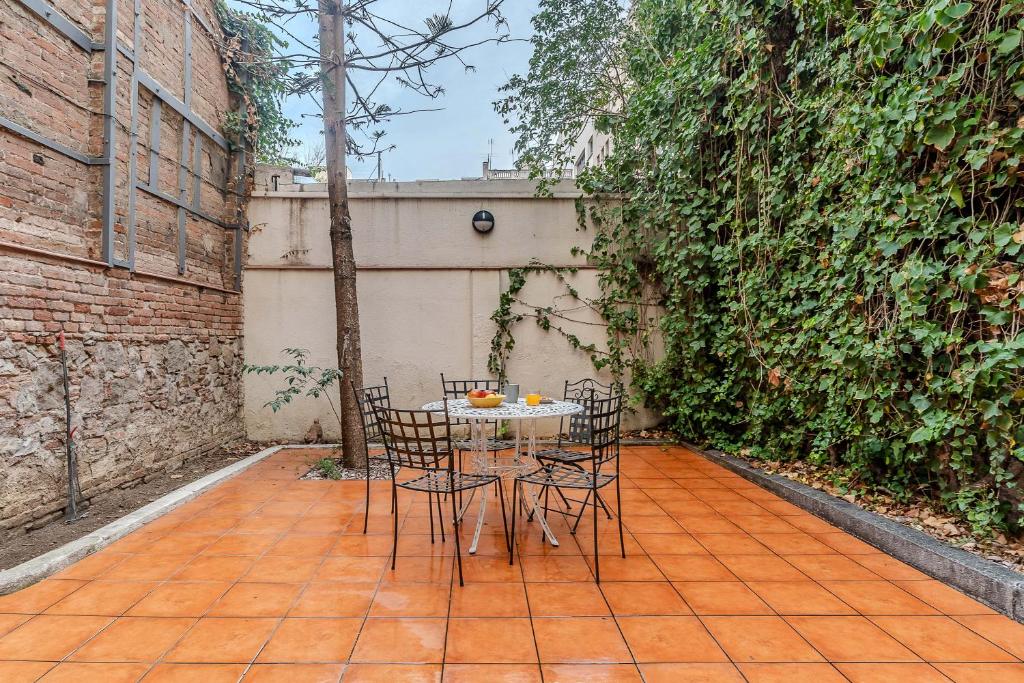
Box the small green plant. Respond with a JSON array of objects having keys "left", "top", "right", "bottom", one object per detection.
[
  {"left": 243, "top": 348, "right": 343, "bottom": 434},
  {"left": 315, "top": 457, "right": 343, "bottom": 480}
]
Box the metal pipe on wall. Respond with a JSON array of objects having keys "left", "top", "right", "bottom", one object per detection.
[{"left": 99, "top": 0, "right": 121, "bottom": 267}]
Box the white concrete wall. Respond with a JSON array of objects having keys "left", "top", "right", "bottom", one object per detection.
[{"left": 243, "top": 172, "right": 660, "bottom": 441}]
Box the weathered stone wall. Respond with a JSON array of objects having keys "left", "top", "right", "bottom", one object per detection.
[{"left": 0, "top": 0, "right": 244, "bottom": 536}]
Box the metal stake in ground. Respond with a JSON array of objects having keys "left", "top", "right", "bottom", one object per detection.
[{"left": 58, "top": 329, "right": 82, "bottom": 522}]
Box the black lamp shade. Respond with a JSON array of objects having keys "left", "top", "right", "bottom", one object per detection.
[{"left": 472, "top": 210, "right": 495, "bottom": 233}]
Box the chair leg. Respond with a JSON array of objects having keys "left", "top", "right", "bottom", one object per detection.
[
  {"left": 509, "top": 480, "right": 518, "bottom": 566},
  {"left": 592, "top": 484, "right": 600, "bottom": 583},
  {"left": 435, "top": 488, "right": 446, "bottom": 543},
  {"left": 458, "top": 450, "right": 464, "bottom": 510},
  {"left": 596, "top": 491, "right": 613, "bottom": 520},
  {"left": 542, "top": 486, "right": 550, "bottom": 542},
  {"left": 450, "top": 486, "right": 465, "bottom": 586},
  {"left": 571, "top": 489, "right": 592, "bottom": 534},
  {"left": 364, "top": 458, "right": 372, "bottom": 532},
  {"left": 616, "top": 477, "right": 625, "bottom": 559},
  {"left": 391, "top": 484, "right": 399, "bottom": 571},
  {"left": 555, "top": 487, "right": 572, "bottom": 511},
  {"left": 428, "top": 493, "right": 436, "bottom": 544},
  {"left": 496, "top": 478, "right": 510, "bottom": 554}
]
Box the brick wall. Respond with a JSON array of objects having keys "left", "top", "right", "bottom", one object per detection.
[{"left": 0, "top": 0, "right": 246, "bottom": 535}]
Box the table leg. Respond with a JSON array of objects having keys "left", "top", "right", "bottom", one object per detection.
[
  {"left": 468, "top": 480, "right": 489, "bottom": 555},
  {"left": 523, "top": 418, "right": 559, "bottom": 547},
  {"left": 455, "top": 487, "right": 476, "bottom": 523},
  {"left": 468, "top": 418, "right": 489, "bottom": 555},
  {"left": 457, "top": 420, "right": 484, "bottom": 524}
]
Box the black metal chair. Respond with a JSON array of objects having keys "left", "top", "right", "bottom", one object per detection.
[
  {"left": 351, "top": 379, "right": 393, "bottom": 534},
  {"left": 510, "top": 393, "right": 624, "bottom": 583},
  {"left": 372, "top": 400, "right": 510, "bottom": 586},
  {"left": 440, "top": 374, "right": 517, "bottom": 456},
  {"left": 534, "top": 378, "right": 622, "bottom": 520}
]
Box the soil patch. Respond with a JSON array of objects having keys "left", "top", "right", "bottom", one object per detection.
[
  {"left": 0, "top": 441, "right": 267, "bottom": 571},
  {"left": 739, "top": 455, "right": 1024, "bottom": 573},
  {"left": 621, "top": 427, "right": 675, "bottom": 441}
]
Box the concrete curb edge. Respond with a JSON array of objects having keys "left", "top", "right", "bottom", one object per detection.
[
  {"left": 0, "top": 444, "right": 288, "bottom": 595},
  {"left": 684, "top": 442, "right": 1024, "bottom": 623}
]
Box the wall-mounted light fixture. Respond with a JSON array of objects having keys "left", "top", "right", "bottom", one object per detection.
[{"left": 472, "top": 209, "right": 495, "bottom": 234}]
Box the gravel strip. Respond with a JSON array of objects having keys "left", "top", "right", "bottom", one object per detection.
[{"left": 302, "top": 459, "right": 392, "bottom": 481}]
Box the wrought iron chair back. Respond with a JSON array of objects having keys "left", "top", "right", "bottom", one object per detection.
[
  {"left": 352, "top": 379, "right": 391, "bottom": 450},
  {"left": 561, "top": 378, "right": 621, "bottom": 447},
  {"left": 584, "top": 393, "right": 623, "bottom": 469},
  {"left": 351, "top": 379, "right": 392, "bottom": 534},
  {"left": 440, "top": 374, "right": 503, "bottom": 427},
  {"left": 509, "top": 391, "right": 626, "bottom": 583},
  {"left": 372, "top": 399, "right": 507, "bottom": 587},
  {"left": 372, "top": 401, "right": 455, "bottom": 473}
]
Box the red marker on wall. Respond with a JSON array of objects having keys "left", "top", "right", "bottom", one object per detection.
[{"left": 59, "top": 330, "right": 66, "bottom": 350}]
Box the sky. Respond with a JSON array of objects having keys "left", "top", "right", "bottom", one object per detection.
[{"left": 269, "top": 0, "right": 540, "bottom": 181}]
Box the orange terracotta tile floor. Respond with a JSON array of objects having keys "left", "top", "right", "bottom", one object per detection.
[{"left": 1, "top": 445, "right": 1022, "bottom": 682}]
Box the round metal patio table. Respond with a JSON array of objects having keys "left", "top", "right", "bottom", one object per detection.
[{"left": 421, "top": 397, "right": 583, "bottom": 554}]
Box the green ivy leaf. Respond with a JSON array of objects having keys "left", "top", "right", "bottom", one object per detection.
[
  {"left": 948, "top": 182, "right": 964, "bottom": 208},
  {"left": 944, "top": 3, "right": 972, "bottom": 19},
  {"left": 936, "top": 32, "right": 959, "bottom": 50},
  {"left": 498, "top": 0, "right": 1024, "bottom": 538},
  {"left": 925, "top": 124, "right": 955, "bottom": 150},
  {"left": 908, "top": 426, "right": 932, "bottom": 443},
  {"left": 998, "top": 29, "right": 1022, "bottom": 55}
]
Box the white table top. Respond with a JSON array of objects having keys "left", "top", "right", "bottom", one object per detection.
[{"left": 421, "top": 398, "right": 583, "bottom": 420}]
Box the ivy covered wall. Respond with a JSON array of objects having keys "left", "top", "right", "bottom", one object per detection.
[{"left": 508, "top": 0, "right": 1024, "bottom": 532}]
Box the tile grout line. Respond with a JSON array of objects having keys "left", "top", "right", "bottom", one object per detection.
[
  {"left": 566, "top": 499, "right": 645, "bottom": 678},
  {"left": 439, "top": 500, "right": 457, "bottom": 682},
  {"left": 636, "top": 450, "right": 760, "bottom": 680},
  {"left": 136, "top": 474, "right": 327, "bottom": 679},
  {"left": 715, "top": 460, "right": 960, "bottom": 636},
  {"left": 305, "top": 462, "right": 391, "bottom": 680},
  {"left": 669, "top": 447, "right": 1021, "bottom": 673},
  {"left": 356, "top": 490, "right": 430, "bottom": 670},
  {"left": 502, "top": 492, "right": 544, "bottom": 680},
  {"left": 330, "top": 483, "right": 402, "bottom": 674},
  {"left": 640, "top": 448, "right": 844, "bottom": 677},
  {"left": 3, "top": 456, "right": 304, "bottom": 679},
  {"left": 865, "top": 612, "right": 1023, "bottom": 666},
  {"left": 0, "top": 445, "right": 291, "bottom": 596},
  {"left": 678, "top": 445, "right": 1024, "bottom": 666},
  {"left": 951, "top": 615, "right": 1024, "bottom": 663},
  {"left": 239, "top": 483, "right": 351, "bottom": 679},
  {"left": 24, "top": 491, "right": 248, "bottom": 680},
  {"left": 5, "top": 446, "right": 1023, "bottom": 680}
]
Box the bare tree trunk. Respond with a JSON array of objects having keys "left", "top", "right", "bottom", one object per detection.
[{"left": 318, "top": 0, "right": 365, "bottom": 467}]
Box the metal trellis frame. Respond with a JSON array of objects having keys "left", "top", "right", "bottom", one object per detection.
[
  {"left": 3, "top": 0, "right": 245, "bottom": 284},
  {"left": 18, "top": 0, "right": 99, "bottom": 52},
  {"left": 99, "top": 0, "right": 124, "bottom": 267},
  {"left": 124, "top": 0, "right": 143, "bottom": 269}
]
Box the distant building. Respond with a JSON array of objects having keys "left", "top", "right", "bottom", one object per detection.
[
  {"left": 481, "top": 160, "right": 573, "bottom": 181},
  {"left": 570, "top": 118, "right": 613, "bottom": 176}
]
